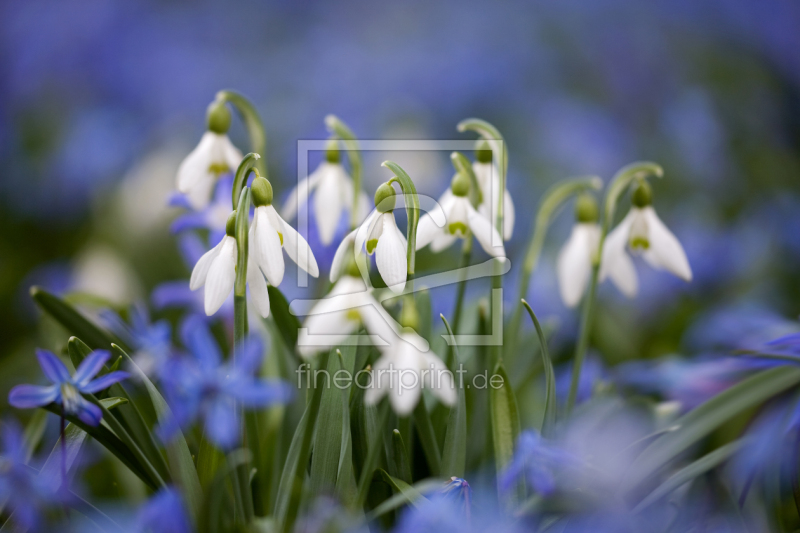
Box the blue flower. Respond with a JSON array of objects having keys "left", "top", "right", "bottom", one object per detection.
[
  {"left": 499, "top": 430, "right": 578, "bottom": 496},
  {"left": 158, "top": 315, "right": 292, "bottom": 449},
  {"left": 101, "top": 305, "right": 172, "bottom": 375},
  {"left": 0, "top": 419, "right": 71, "bottom": 530},
  {"left": 396, "top": 490, "right": 527, "bottom": 533},
  {"left": 135, "top": 487, "right": 192, "bottom": 533},
  {"left": 8, "top": 349, "right": 129, "bottom": 426},
  {"left": 170, "top": 175, "right": 234, "bottom": 246}
]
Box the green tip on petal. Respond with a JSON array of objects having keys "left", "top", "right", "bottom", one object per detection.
[
  {"left": 225, "top": 211, "right": 237, "bottom": 236},
  {"left": 206, "top": 100, "right": 231, "bottom": 134},
  {"left": 366, "top": 239, "right": 379, "bottom": 254},
  {"left": 631, "top": 181, "right": 653, "bottom": 208},
  {"left": 251, "top": 176, "right": 273, "bottom": 207},
  {"left": 575, "top": 193, "right": 599, "bottom": 223},
  {"left": 448, "top": 221, "right": 468, "bottom": 235},
  {"left": 374, "top": 182, "right": 395, "bottom": 213},
  {"left": 629, "top": 236, "right": 650, "bottom": 250}
]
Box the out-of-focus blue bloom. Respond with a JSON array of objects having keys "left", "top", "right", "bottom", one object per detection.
[
  {"left": 614, "top": 355, "right": 759, "bottom": 410},
  {"left": 499, "top": 430, "right": 579, "bottom": 496},
  {"left": 135, "top": 487, "right": 192, "bottom": 533},
  {"left": 294, "top": 496, "right": 367, "bottom": 533},
  {"left": 8, "top": 349, "right": 129, "bottom": 426},
  {"left": 158, "top": 315, "right": 291, "bottom": 449},
  {"left": 170, "top": 175, "right": 234, "bottom": 246},
  {"left": 396, "top": 491, "right": 528, "bottom": 533},
  {"left": 683, "top": 303, "right": 800, "bottom": 353},
  {"left": 101, "top": 305, "right": 171, "bottom": 376},
  {"left": 0, "top": 419, "right": 72, "bottom": 531},
  {"left": 441, "top": 477, "right": 472, "bottom": 516},
  {"left": 555, "top": 352, "right": 606, "bottom": 407}
]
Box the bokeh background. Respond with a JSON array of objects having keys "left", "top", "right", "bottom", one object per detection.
[{"left": 2, "top": 0, "right": 800, "bottom": 408}]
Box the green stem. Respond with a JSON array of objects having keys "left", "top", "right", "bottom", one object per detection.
[
  {"left": 232, "top": 187, "right": 254, "bottom": 523},
  {"left": 412, "top": 401, "right": 442, "bottom": 476},
  {"left": 506, "top": 177, "right": 602, "bottom": 360},
  {"left": 326, "top": 115, "right": 363, "bottom": 230},
  {"left": 451, "top": 236, "right": 473, "bottom": 340},
  {"left": 566, "top": 163, "right": 662, "bottom": 415},
  {"left": 217, "top": 90, "right": 267, "bottom": 178},
  {"left": 232, "top": 153, "right": 261, "bottom": 211}
]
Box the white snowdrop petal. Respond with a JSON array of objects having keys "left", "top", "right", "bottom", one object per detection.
[
  {"left": 423, "top": 352, "right": 457, "bottom": 406},
  {"left": 415, "top": 212, "right": 442, "bottom": 250},
  {"left": 503, "top": 188, "right": 515, "bottom": 240},
  {"left": 355, "top": 210, "right": 379, "bottom": 255},
  {"left": 600, "top": 212, "right": 639, "bottom": 297},
  {"left": 253, "top": 207, "right": 285, "bottom": 286},
  {"left": 176, "top": 132, "right": 216, "bottom": 193},
  {"left": 246, "top": 257, "right": 271, "bottom": 318},
  {"left": 313, "top": 164, "right": 346, "bottom": 246},
  {"left": 275, "top": 208, "right": 319, "bottom": 278},
  {"left": 641, "top": 207, "right": 693, "bottom": 281},
  {"left": 557, "top": 224, "right": 598, "bottom": 308},
  {"left": 375, "top": 214, "right": 407, "bottom": 293},
  {"left": 190, "top": 239, "right": 224, "bottom": 290},
  {"left": 204, "top": 237, "right": 237, "bottom": 315},
  {"left": 184, "top": 173, "right": 217, "bottom": 210},
  {"left": 282, "top": 171, "right": 321, "bottom": 222},
  {"left": 220, "top": 134, "right": 243, "bottom": 171},
  {"left": 467, "top": 204, "right": 506, "bottom": 257},
  {"left": 430, "top": 231, "right": 458, "bottom": 253}
]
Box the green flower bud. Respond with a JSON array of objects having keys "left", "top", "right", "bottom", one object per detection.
[
  {"left": 374, "top": 182, "right": 396, "bottom": 213},
  {"left": 225, "top": 211, "right": 237, "bottom": 237},
  {"left": 206, "top": 100, "right": 231, "bottom": 134},
  {"left": 631, "top": 181, "right": 653, "bottom": 208},
  {"left": 252, "top": 176, "right": 273, "bottom": 207},
  {"left": 575, "top": 193, "right": 599, "bottom": 223},
  {"left": 325, "top": 138, "right": 341, "bottom": 164},
  {"left": 450, "top": 172, "right": 470, "bottom": 197},
  {"left": 475, "top": 140, "right": 493, "bottom": 164}
]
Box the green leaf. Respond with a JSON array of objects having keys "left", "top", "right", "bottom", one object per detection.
[
  {"left": 413, "top": 400, "right": 441, "bottom": 477},
  {"left": 366, "top": 478, "right": 442, "bottom": 521},
  {"left": 268, "top": 286, "right": 301, "bottom": 349},
  {"left": 276, "top": 350, "right": 330, "bottom": 532},
  {"left": 623, "top": 366, "right": 800, "bottom": 493},
  {"left": 335, "top": 373, "right": 358, "bottom": 507},
  {"left": 390, "top": 429, "right": 413, "bottom": 484},
  {"left": 633, "top": 440, "right": 742, "bottom": 513},
  {"left": 310, "top": 348, "right": 353, "bottom": 494},
  {"left": 521, "top": 301, "right": 556, "bottom": 436},
  {"left": 490, "top": 361, "right": 520, "bottom": 479},
  {"left": 204, "top": 448, "right": 253, "bottom": 533},
  {"left": 30, "top": 287, "right": 122, "bottom": 351},
  {"left": 440, "top": 315, "right": 466, "bottom": 479},
  {"left": 113, "top": 345, "right": 203, "bottom": 523},
  {"left": 377, "top": 469, "right": 431, "bottom": 509},
  {"left": 22, "top": 410, "right": 48, "bottom": 463},
  {"left": 355, "top": 400, "right": 390, "bottom": 508}
]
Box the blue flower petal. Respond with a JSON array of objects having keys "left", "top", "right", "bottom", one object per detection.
[
  {"left": 204, "top": 398, "right": 239, "bottom": 450},
  {"left": 81, "top": 370, "right": 130, "bottom": 394},
  {"left": 227, "top": 379, "right": 292, "bottom": 408},
  {"left": 151, "top": 282, "right": 199, "bottom": 310},
  {"left": 235, "top": 335, "right": 265, "bottom": 375},
  {"left": 8, "top": 384, "right": 59, "bottom": 408},
  {"left": 180, "top": 315, "right": 222, "bottom": 370},
  {"left": 73, "top": 350, "right": 111, "bottom": 387},
  {"left": 35, "top": 349, "right": 71, "bottom": 384},
  {"left": 75, "top": 399, "right": 103, "bottom": 426}
]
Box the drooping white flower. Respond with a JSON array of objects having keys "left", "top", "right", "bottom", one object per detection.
[
  {"left": 599, "top": 183, "right": 692, "bottom": 297},
  {"left": 293, "top": 275, "right": 422, "bottom": 359},
  {"left": 364, "top": 332, "right": 457, "bottom": 415},
  {"left": 190, "top": 215, "right": 270, "bottom": 317},
  {"left": 282, "top": 145, "right": 369, "bottom": 246},
  {"left": 176, "top": 133, "right": 242, "bottom": 210},
  {"left": 473, "top": 147, "right": 514, "bottom": 240},
  {"left": 342, "top": 183, "right": 407, "bottom": 294},
  {"left": 557, "top": 194, "right": 601, "bottom": 308},
  {"left": 250, "top": 176, "right": 320, "bottom": 290},
  {"left": 416, "top": 173, "right": 505, "bottom": 257},
  {"left": 176, "top": 101, "right": 243, "bottom": 210}
]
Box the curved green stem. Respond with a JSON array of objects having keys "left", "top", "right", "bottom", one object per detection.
[
  {"left": 232, "top": 153, "right": 260, "bottom": 211},
  {"left": 383, "top": 161, "right": 420, "bottom": 278},
  {"left": 217, "top": 90, "right": 267, "bottom": 177},
  {"left": 506, "top": 176, "right": 602, "bottom": 359},
  {"left": 326, "top": 115, "right": 363, "bottom": 229},
  {"left": 566, "top": 162, "right": 663, "bottom": 414},
  {"left": 456, "top": 119, "right": 506, "bottom": 236}
]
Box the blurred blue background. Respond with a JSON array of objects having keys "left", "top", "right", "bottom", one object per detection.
[{"left": 2, "top": 0, "right": 800, "bottom": 386}]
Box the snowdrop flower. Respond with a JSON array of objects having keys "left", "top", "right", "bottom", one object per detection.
[
  {"left": 416, "top": 171, "right": 505, "bottom": 257},
  {"left": 350, "top": 183, "right": 407, "bottom": 293},
  {"left": 600, "top": 181, "right": 692, "bottom": 297},
  {"left": 250, "top": 175, "right": 319, "bottom": 284},
  {"left": 282, "top": 142, "right": 369, "bottom": 245},
  {"left": 9, "top": 349, "right": 129, "bottom": 426},
  {"left": 474, "top": 144, "right": 514, "bottom": 240},
  {"left": 365, "top": 332, "right": 456, "bottom": 415},
  {"left": 557, "top": 193, "right": 601, "bottom": 307},
  {"left": 175, "top": 101, "right": 242, "bottom": 210}
]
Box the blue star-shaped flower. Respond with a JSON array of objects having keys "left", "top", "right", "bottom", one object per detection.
[{"left": 8, "top": 349, "right": 129, "bottom": 426}]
